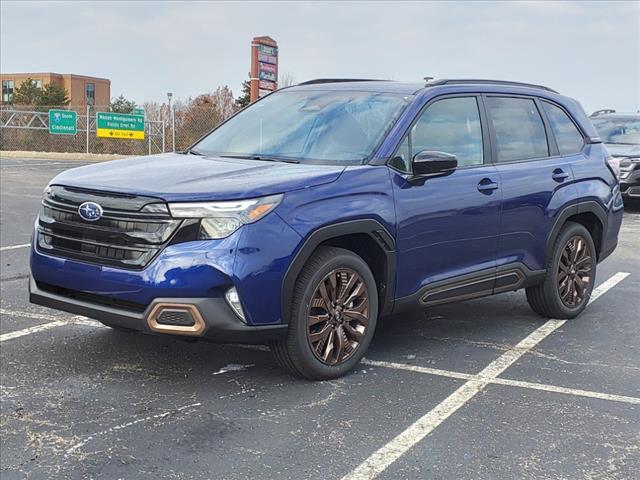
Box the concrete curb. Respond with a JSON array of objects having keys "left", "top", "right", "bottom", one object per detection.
[{"left": 0, "top": 151, "right": 134, "bottom": 162}]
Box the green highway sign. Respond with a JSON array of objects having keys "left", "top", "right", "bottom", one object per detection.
[
  {"left": 48, "top": 109, "right": 77, "bottom": 135},
  {"left": 132, "top": 108, "right": 145, "bottom": 116},
  {"left": 96, "top": 112, "right": 145, "bottom": 140}
]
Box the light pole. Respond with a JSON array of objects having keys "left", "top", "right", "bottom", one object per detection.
[{"left": 167, "top": 92, "right": 175, "bottom": 152}]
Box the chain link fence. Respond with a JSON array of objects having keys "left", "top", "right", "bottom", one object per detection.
[{"left": 0, "top": 103, "right": 233, "bottom": 156}]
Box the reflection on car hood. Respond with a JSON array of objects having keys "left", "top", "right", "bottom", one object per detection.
[
  {"left": 50, "top": 153, "right": 346, "bottom": 202},
  {"left": 605, "top": 143, "right": 640, "bottom": 158}
]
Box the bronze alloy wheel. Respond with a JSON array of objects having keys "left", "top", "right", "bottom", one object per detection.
[
  {"left": 557, "top": 235, "right": 593, "bottom": 307},
  {"left": 307, "top": 268, "right": 370, "bottom": 365}
]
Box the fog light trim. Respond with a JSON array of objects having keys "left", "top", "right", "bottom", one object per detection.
[
  {"left": 225, "top": 287, "right": 246, "bottom": 322},
  {"left": 147, "top": 303, "right": 206, "bottom": 336}
]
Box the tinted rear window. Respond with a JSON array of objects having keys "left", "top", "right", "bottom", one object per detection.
[
  {"left": 542, "top": 101, "right": 584, "bottom": 154},
  {"left": 486, "top": 97, "right": 549, "bottom": 162}
]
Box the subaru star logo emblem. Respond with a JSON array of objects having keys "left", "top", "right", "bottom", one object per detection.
[{"left": 78, "top": 201, "right": 103, "bottom": 222}]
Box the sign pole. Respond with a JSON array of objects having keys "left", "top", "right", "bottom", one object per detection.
[
  {"left": 162, "top": 119, "right": 166, "bottom": 153},
  {"left": 171, "top": 104, "right": 176, "bottom": 152},
  {"left": 86, "top": 105, "right": 90, "bottom": 154}
]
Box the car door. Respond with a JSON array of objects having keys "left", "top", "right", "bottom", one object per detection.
[
  {"left": 390, "top": 95, "right": 502, "bottom": 304},
  {"left": 484, "top": 95, "right": 580, "bottom": 275}
]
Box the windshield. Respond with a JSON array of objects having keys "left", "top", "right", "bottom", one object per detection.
[
  {"left": 592, "top": 116, "right": 640, "bottom": 145},
  {"left": 194, "top": 90, "right": 409, "bottom": 164}
]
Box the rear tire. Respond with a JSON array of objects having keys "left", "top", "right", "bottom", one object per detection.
[
  {"left": 526, "top": 222, "right": 596, "bottom": 319},
  {"left": 270, "top": 246, "right": 378, "bottom": 380}
]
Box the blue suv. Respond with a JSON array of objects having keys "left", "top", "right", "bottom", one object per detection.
[{"left": 30, "top": 79, "right": 623, "bottom": 379}]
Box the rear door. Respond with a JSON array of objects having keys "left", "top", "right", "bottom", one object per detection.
[
  {"left": 484, "top": 95, "right": 580, "bottom": 274},
  {"left": 390, "top": 95, "right": 502, "bottom": 301}
]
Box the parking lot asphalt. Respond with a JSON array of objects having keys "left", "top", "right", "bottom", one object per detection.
[{"left": 1, "top": 156, "right": 639, "bottom": 479}]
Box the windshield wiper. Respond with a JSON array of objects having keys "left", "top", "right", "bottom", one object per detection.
[
  {"left": 185, "top": 148, "right": 205, "bottom": 155},
  {"left": 220, "top": 154, "right": 300, "bottom": 164}
]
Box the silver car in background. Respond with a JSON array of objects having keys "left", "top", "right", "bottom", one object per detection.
[{"left": 591, "top": 112, "right": 640, "bottom": 201}]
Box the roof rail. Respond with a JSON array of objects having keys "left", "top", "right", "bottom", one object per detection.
[
  {"left": 298, "top": 78, "right": 387, "bottom": 86},
  {"left": 590, "top": 109, "right": 616, "bottom": 117},
  {"left": 427, "top": 79, "right": 558, "bottom": 94}
]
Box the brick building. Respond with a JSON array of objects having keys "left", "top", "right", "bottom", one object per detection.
[{"left": 0, "top": 72, "right": 110, "bottom": 107}]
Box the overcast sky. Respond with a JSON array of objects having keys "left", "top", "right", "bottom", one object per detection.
[{"left": 1, "top": 1, "right": 638, "bottom": 113}]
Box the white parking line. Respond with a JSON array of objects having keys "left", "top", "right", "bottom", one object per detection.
[
  {"left": 0, "top": 243, "right": 30, "bottom": 252},
  {"left": 362, "top": 359, "right": 473, "bottom": 381},
  {"left": 491, "top": 377, "right": 640, "bottom": 405},
  {"left": 0, "top": 309, "right": 77, "bottom": 322},
  {"left": 0, "top": 320, "right": 68, "bottom": 342},
  {"left": 0, "top": 308, "right": 102, "bottom": 342},
  {"left": 343, "top": 271, "right": 630, "bottom": 480},
  {"left": 65, "top": 402, "right": 201, "bottom": 456},
  {"left": 362, "top": 359, "right": 640, "bottom": 405}
]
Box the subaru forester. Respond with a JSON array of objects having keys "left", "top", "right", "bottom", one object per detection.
[{"left": 30, "top": 79, "right": 623, "bottom": 379}]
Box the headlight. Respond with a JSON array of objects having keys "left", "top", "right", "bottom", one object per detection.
[{"left": 168, "top": 194, "right": 283, "bottom": 239}]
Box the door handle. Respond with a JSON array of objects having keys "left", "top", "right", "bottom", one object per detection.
[
  {"left": 552, "top": 169, "right": 570, "bottom": 182},
  {"left": 477, "top": 178, "right": 499, "bottom": 193}
]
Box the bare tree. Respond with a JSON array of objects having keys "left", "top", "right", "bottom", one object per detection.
[
  {"left": 173, "top": 86, "right": 237, "bottom": 149},
  {"left": 278, "top": 72, "right": 297, "bottom": 88}
]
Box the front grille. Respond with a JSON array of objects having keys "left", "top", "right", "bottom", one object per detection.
[{"left": 37, "top": 186, "right": 182, "bottom": 269}]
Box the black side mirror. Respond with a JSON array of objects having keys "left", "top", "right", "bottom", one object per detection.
[{"left": 412, "top": 151, "right": 458, "bottom": 177}]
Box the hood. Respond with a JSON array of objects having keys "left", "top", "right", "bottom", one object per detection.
[
  {"left": 604, "top": 143, "right": 640, "bottom": 158},
  {"left": 51, "top": 153, "right": 346, "bottom": 201}
]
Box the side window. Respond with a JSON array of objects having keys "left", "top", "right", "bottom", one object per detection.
[
  {"left": 411, "top": 97, "right": 484, "bottom": 167},
  {"left": 485, "top": 97, "right": 549, "bottom": 162},
  {"left": 390, "top": 136, "right": 411, "bottom": 172},
  {"left": 542, "top": 101, "right": 584, "bottom": 155}
]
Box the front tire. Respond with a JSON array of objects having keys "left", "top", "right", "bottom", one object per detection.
[
  {"left": 271, "top": 246, "right": 378, "bottom": 380},
  {"left": 526, "top": 222, "right": 596, "bottom": 319}
]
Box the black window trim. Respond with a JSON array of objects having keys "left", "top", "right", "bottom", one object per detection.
[
  {"left": 2, "top": 79, "right": 15, "bottom": 103},
  {"left": 538, "top": 98, "right": 587, "bottom": 157},
  {"left": 481, "top": 93, "right": 562, "bottom": 166},
  {"left": 386, "top": 93, "right": 491, "bottom": 174}
]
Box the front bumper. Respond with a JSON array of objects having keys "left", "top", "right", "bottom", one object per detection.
[
  {"left": 620, "top": 182, "right": 640, "bottom": 198},
  {"left": 29, "top": 276, "right": 287, "bottom": 343},
  {"left": 619, "top": 162, "right": 639, "bottom": 198}
]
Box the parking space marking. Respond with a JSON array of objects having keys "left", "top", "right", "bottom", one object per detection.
[
  {"left": 0, "top": 308, "right": 102, "bottom": 342},
  {"left": 362, "top": 359, "right": 640, "bottom": 405},
  {"left": 0, "top": 243, "right": 30, "bottom": 252},
  {"left": 0, "top": 308, "right": 75, "bottom": 322},
  {"left": 343, "top": 271, "right": 630, "bottom": 480},
  {"left": 362, "top": 359, "right": 473, "bottom": 381},
  {"left": 491, "top": 377, "right": 640, "bottom": 404},
  {"left": 0, "top": 320, "right": 68, "bottom": 342},
  {"left": 65, "top": 402, "right": 202, "bottom": 456}
]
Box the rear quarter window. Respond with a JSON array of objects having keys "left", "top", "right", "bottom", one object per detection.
[
  {"left": 542, "top": 101, "right": 585, "bottom": 155},
  {"left": 485, "top": 97, "right": 549, "bottom": 162}
]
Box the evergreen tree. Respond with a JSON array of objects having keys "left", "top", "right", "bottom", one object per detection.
[
  {"left": 12, "top": 78, "right": 41, "bottom": 105},
  {"left": 110, "top": 94, "right": 137, "bottom": 113},
  {"left": 35, "top": 83, "right": 70, "bottom": 107},
  {"left": 235, "top": 75, "right": 251, "bottom": 109}
]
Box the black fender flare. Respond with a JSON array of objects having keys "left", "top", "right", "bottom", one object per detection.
[
  {"left": 280, "top": 219, "right": 396, "bottom": 324},
  {"left": 544, "top": 200, "right": 608, "bottom": 265}
]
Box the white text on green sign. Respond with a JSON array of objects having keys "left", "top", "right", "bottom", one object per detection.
[
  {"left": 48, "top": 109, "right": 77, "bottom": 135},
  {"left": 96, "top": 112, "right": 144, "bottom": 131}
]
